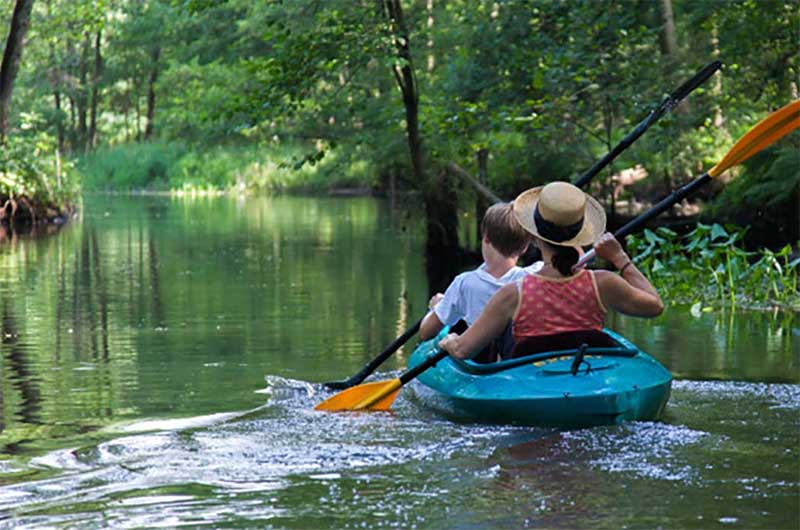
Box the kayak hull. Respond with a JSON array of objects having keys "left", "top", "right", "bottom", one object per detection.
[{"left": 408, "top": 328, "right": 672, "bottom": 428}]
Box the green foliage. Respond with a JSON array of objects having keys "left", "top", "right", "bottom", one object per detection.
[
  {"left": 627, "top": 224, "right": 799, "bottom": 310},
  {"left": 77, "top": 142, "right": 187, "bottom": 190},
  {"left": 77, "top": 142, "right": 379, "bottom": 193},
  {"left": 0, "top": 127, "right": 77, "bottom": 207},
  {"left": 709, "top": 143, "right": 800, "bottom": 247}
]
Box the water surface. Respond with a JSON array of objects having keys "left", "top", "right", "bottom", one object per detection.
[{"left": 0, "top": 195, "right": 796, "bottom": 529}]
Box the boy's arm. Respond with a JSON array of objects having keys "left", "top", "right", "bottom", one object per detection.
[
  {"left": 419, "top": 278, "right": 463, "bottom": 340},
  {"left": 439, "top": 283, "right": 518, "bottom": 359},
  {"left": 419, "top": 310, "right": 444, "bottom": 340}
]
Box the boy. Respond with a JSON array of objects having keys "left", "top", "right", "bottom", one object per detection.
[{"left": 419, "top": 202, "right": 542, "bottom": 360}]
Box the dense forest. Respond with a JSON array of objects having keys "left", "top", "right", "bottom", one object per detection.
[{"left": 0, "top": 0, "right": 797, "bottom": 252}]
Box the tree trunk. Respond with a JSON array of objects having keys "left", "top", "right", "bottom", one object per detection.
[
  {"left": 383, "top": 0, "right": 460, "bottom": 295},
  {"left": 657, "top": 0, "right": 688, "bottom": 114},
  {"left": 77, "top": 32, "right": 90, "bottom": 150},
  {"left": 133, "top": 77, "right": 141, "bottom": 141},
  {"left": 710, "top": 23, "right": 724, "bottom": 128},
  {"left": 658, "top": 0, "right": 678, "bottom": 57},
  {"left": 144, "top": 46, "right": 160, "bottom": 140},
  {"left": 88, "top": 30, "right": 102, "bottom": 149},
  {"left": 0, "top": 0, "right": 35, "bottom": 142},
  {"left": 67, "top": 94, "right": 77, "bottom": 148},
  {"left": 475, "top": 148, "right": 489, "bottom": 248},
  {"left": 50, "top": 44, "right": 64, "bottom": 152}
]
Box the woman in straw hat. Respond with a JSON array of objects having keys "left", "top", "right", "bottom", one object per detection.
[{"left": 439, "top": 181, "right": 663, "bottom": 360}]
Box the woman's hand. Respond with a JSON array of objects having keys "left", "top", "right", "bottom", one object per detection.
[
  {"left": 438, "top": 333, "right": 461, "bottom": 356},
  {"left": 593, "top": 232, "right": 630, "bottom": 269}
]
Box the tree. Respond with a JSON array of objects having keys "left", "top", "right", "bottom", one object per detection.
[{"left": 0, "top": 0, "right": 35, "bottom": 141}]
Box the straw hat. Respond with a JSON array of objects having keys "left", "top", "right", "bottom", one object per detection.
[{"left": 512, "top": 181, "right": 606, "bottom": 247}]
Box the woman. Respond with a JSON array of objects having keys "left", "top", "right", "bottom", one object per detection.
[{"left": 439, "top": 181, "right": 663, "bottom": 360}]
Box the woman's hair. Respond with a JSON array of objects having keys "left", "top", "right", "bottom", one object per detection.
[{"left": 539, "top": 239, "right": 579, "bottom": 276}]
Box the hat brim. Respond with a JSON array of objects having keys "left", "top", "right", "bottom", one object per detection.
[{"left": 512, "top": 186, "right": 606, "bottom": 247}]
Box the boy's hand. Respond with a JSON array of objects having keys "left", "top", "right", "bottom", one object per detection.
[{"left": 428, "top": 293, "right": 444, "bottom": 310}]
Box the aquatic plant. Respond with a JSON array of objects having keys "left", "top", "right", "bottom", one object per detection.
[{"left": 626, "top": 224, "right": 799, "bottom": 310}]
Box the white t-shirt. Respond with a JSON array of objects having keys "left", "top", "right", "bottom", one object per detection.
[{"left": 434, "top": 261, "right": 543, "bottom": 326}]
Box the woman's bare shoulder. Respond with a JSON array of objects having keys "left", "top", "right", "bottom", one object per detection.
[
  {"left": 495, "top": 282, "right": 520, "bottom": 301},
  {"left": 592, "top": 269, "right": 619, "bottom": 284}
]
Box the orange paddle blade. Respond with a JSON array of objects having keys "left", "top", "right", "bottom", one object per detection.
[
  {"left": 709, "top": 100, "right": 800, "bottom": 178},
  {"left": 362, "top": 387, "right": 402, "bottom": 411},
  {"left": 315, "top": 378, "right": 402, "bottom": 412}
]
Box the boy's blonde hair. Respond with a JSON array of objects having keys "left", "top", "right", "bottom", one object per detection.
[{"left": 480, "top": 203, "right": 530, "bottom": 257}]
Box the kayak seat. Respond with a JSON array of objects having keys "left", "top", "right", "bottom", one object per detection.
[{"left": 510, "top": 330, "right": 618, "bottom": 359}]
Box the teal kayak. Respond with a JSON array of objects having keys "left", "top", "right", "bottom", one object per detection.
[{"left": 407, "top": 327, "right": 672, "bottom": 428}]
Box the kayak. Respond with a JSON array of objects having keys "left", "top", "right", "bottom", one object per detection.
[{"left": 407, "top": 327, "right": 672, "bottom": 428}]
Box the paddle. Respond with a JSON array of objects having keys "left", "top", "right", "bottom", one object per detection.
[
  {"left": 574, "top": 99, "right": 800, "bottom": 269},
  {"left": 316, "top": 347, "right": 448, "bottom": 412},
  {"left": 322, "top": 317, "right": 422, "bottom": 390},
  {"left": 573, "top": 60, "right": 722, "bottom": 188},
  {"left": 319, "top": 63, "right": 720, "bottom": 392}
]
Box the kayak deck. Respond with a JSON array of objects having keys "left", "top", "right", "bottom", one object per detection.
[{"left": 408, "top": 328, "right": 672, "bottom": 427}]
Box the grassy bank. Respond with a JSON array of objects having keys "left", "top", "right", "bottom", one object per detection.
[{"left": 76, "top": 142, "right": 380, "bottom": 194}]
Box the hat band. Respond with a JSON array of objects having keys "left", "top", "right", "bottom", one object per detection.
[{"left": 533, "top": 206, "right": 584, "bottom": 243}]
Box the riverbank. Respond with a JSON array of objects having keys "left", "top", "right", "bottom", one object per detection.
[
  {"left": 0, "top": 195, "right": 76, "bottom": 226},
  {"left": 76, "top": 142, "right": 382, "bottom": 195},
  {"left": 0, "top": 135, "right": 80, "bottom": 233}
]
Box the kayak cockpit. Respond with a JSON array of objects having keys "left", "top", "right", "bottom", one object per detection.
[{"left": 452, "top": 328, "right": 638, "bottom": 375}]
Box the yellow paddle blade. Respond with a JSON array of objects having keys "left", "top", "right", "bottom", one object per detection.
[
  {"left": 362, "top": 387, "right": 402, "bottom": 411},
  {"left": 709, "top": 100, "right": 800, "bottom": 178},
  {"left": 314, "top": 378, "right": 402, "bottom": 412}
]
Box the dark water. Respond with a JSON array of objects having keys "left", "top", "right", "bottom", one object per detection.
[{"left": 0, "top": 195, "right": 796, "bottom": 529}]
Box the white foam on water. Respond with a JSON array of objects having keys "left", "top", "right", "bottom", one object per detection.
[
  {"left": 560, "top": 422, "right": 711, "bottom": 482},
  {"left": 673, "top": 380, "right": 800, "bottom": 410}
]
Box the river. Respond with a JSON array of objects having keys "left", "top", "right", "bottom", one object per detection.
[{"left": 0, "top": 195, "right": 796, "bottom": 529}]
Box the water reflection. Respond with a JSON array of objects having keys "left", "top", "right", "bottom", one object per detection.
[
  {"left": 2, "top": 301, "right": 42, "bottom": 434},
  {"left": 0, "top": 196, "right": 429, "bottom": 454},
  {"left": 609, "top": 307, "right": 797, "bottom": 383}
]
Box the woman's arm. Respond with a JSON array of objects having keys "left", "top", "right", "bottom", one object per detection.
[
  {"left": 593, "top": 233, "right": 664, "bottom": 317},
  {"left": 438, "top": 283, "right": 519, "bottom": 359}
]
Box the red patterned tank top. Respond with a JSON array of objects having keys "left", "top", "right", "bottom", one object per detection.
[{"left": 512, "top": 269, "right": 607, "bottom": 339}]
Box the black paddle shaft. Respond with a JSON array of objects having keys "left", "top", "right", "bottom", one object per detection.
[
  {"left": 575, "top": 172, "right": 713, "bottom": 269},
  {"left": 400, "top": 348, "right": 449, "bottom": 385},
  {"left": 323, "top": 317, "right": 423, "bottom": 389},
  {"left": 613, "top": 173, "right": 713, "bottom": 240},
  {"left": 573, "top": 60, "right": 722, "bottom": 189}
]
